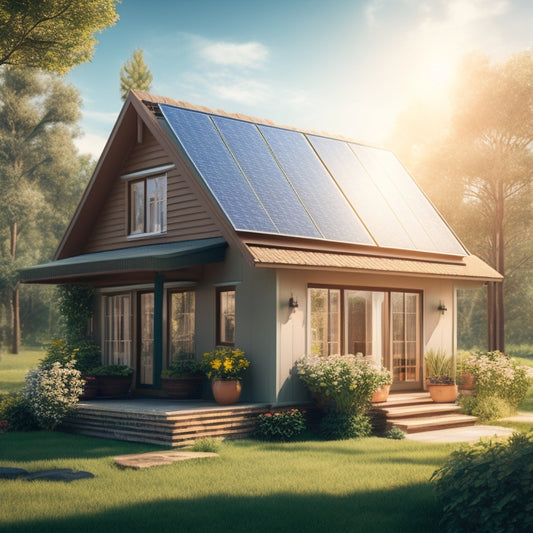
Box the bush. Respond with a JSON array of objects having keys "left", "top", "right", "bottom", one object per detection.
[
  {"left": 295, "top": 354, "right": 383, "bottom": 415},
  {"left": 384, "top": 426, "right": 406, "bottom": 440},
  {"left": 0, "top": 393, "right": 37, "bottom": 431},
  {"left": 191, "top": 438, "right": 220, "bottom": 453},
  {"left": 431, "top": 431, "right": 533, "bottom": 533},
  {"left": 255, "top": 408, "right": 306, "bottom": 442},
  {"left": 40, "top": 339, "right": 101, "bottom": 376},
  {"left": 465, "top": 350, "right": 532, "bottom": 410},
  {"left": 459, "top": 394, "right": 513, "bottom": 422},
  {"left": 90, "top": 365, "right": 133, "bottom": 376},
  {"left": 22, "top": 361, "right": 83, "bottom": 430},
  {"left": 319, "top": 412, "right": 371, "bottom": 440}
]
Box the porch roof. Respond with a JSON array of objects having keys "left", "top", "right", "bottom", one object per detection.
[
  {"left": 19, "top": 238, "right": 227, "bottom": 283},
  {"left": 245, "top": 244, "right": 503, "bottom": 282}
]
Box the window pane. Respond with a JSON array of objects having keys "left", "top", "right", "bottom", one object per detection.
[
  {"left": 130, "top": 181, "right": 144, "bottom": 235},
  {"left": 309, "top": 288, "right": 340, "bottom": 356},
  {"left": 146, "top": 176, "right": 167, "bottom": 233},
  {"left": 103, "top": 294, "right": 132, "bottom": 366},
  {"left": 219, "top": 289, "right": 235, "bottom": 345},
  {"left": 391, "top": 292, "right": 420, "bottom": 382},
  {"left": 169, "top": 291, "right": 195, "bottom": 364}
]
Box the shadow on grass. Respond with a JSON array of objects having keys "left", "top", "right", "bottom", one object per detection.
[
  {"left": 0, "top": 483, "right": 443, "bottom": 533},
  {"left": 0, "top": 431, "right": 165, "bottom": 461}
]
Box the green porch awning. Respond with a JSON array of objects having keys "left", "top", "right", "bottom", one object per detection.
[{"left": 19, "top": 238, "right": 228, "bottom": 283}]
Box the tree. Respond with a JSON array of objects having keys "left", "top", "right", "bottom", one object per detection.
[
  {"left": 388, "top": 51, "right": 533, "bottom": 351},
  {"left": 0, "top": 66, "right": 89, "bottom": 353},
  {"left": 0, "top": 0, "right": 119, "bottom": 73},
  {"left": 120, "top": 48, "right": 153, "bottom": 100}
]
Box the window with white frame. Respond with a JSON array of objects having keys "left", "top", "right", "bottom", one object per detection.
[
  {"left": 103, "top": 294, "right": 132, "bottom": 366},
  {"left": 129, "top": 174, "right": 167, "bottom": 235}
]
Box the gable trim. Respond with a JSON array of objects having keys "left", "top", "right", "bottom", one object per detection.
[{"left": 120, "top": 164, "right": 175, "bottom": 181}]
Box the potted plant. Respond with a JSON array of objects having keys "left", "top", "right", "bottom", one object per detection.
[
  {"left": 201, "top": 347, "right": 250, "bottom": 405},
  {"left": 424, "top": 349, "right": 458, "bottom": 403},
  {"left": 371, "top": 367, "right": 393, "bottom": 403},
  {"left": 90, "top": 365, "right": 134, "bottom": 398},
  {"left": 456, "top": 350, "right": 475, "bottom": 391},
  {"left": 161, "top": 354, "right": 204, "bottom": 399}
]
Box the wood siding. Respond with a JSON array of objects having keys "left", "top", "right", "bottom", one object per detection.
[{"left": 84, "top": 128, "right": 222, "bottom": 253}]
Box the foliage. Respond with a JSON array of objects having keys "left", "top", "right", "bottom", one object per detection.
[
  {"left": 0, "top": 0, "right": 119, "bottom": 73},
  {"left": 295, "top": 354, "right": 383, "bottom": 415},
  {"left": 431, "top": 431, "right": 533, "bottom": 533},
  {"left": 201, "top": 347, "right": 250, "bottom": 381},
  {"left": 383, "top": 426, "right": 406, "bottom": 440},
  {"left": 424, "top": 348, "right": 453, "bottom": 379},
  {"left": 0, "top": 392, "right": 37, "bottom": 431},
  {"left": 162, "top": 352, "right": 203, "bottom": 377},
  {"left": 120, "top": 47, "right": 153, "bottom": 100},
  {"left": 58, "top": 285, "right": 95, "bottom": 344},
  {"left": 459, "top": 394, "right": 513, "bottom": 423},
  {"left": 190, "top": 437, "right": 221, "bottom": 453},
  {"left": 465, "top": 350, "right": 532, "bottom": 409},
  {"left": 90, "top": 365, "right": 133, "bottom": 377},
  {"left": 22, "top": 361, "right": 83, "bottom": 430},
  {"left": 255, "top": 408, "right": 306, "bottom": 442},
  {"left": 40, "top": 339, "right": 101, "bottom": 376},
  {"left": 319, "top": 412, "right": 371, "bottom": 440}
]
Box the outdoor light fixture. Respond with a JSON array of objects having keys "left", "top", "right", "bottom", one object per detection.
[
  {"left": 289, "top": 297, "right": 299, "bottom": 309},
  {"left": 438, "top": 303, "right": 448, "bottom": 315}
]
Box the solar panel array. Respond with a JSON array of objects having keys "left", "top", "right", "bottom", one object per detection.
[{"left": 160, "top": 104, "right": 466, "bottom": 256}]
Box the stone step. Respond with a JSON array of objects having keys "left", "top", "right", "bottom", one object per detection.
[
  {"left": 390, "top": 413, "right": 478, "bottom": 434},
  {"left": 380, "top": 402, "right": 463, "bottom": 419}
]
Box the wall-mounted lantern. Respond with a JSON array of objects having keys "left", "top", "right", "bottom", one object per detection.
[
  {"left": 289, "top": 297, "right": 299, "bottom": 309},
  {"left": 437, "top": 303, "right": 448, "bottom": 315}
]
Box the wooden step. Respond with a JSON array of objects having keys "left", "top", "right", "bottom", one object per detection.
[
  {"left": 381, "top": 403, "right": 462, "bottom": 419},
  {"left": 391, "top": 413, "right": 478, "bottom": 434}
]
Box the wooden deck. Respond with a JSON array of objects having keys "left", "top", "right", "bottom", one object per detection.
[{"left": 61, "top": 392, "right": 477, "bottom": 447}]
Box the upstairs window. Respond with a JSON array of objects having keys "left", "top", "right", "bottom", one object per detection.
[{"left": 129, "top": 175, "right": 167, "bottom": 235}]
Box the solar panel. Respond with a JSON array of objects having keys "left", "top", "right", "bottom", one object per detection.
[
  {"left": 375, "top": 150, "right": 466, "bottom": 255},
  {"left": 308, "top": 135, "right": 415, "bottom": 249},
  {"left": 160, "top": 105, "right": 278, "bottom": 233},
  {"left": 211, "top": 116, "right": 322, "bottom": 238},
  {"left": 258, "top": 125, "right": 374, "bottom": 245}
]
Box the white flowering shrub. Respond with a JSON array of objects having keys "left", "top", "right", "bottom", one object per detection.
[
  {"left": 295, "top": 354, "right": 384, "bottom": 415},
  {"left": 22, "top": 361, "right": 83, "bottom": 430},
  {"left": 465, "top": 350, "right": 532, "bottom": 410}
]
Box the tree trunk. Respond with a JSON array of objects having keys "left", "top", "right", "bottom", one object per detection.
[{"left": 10, "top": 222, "right": 20, "bottom": 354}]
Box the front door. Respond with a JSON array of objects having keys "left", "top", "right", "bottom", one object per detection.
[{"left": 138, "top": 292, "right": 154, "bottom": 386}]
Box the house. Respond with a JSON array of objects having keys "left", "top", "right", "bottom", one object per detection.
[{"left": 20, "top": 90, "right": 502, "bottom": 403}]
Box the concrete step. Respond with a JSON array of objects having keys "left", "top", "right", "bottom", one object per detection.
[{"left": 381, "top": 402, "right": 463, "bottom": 419}]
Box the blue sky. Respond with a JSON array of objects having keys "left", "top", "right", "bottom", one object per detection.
[{"left": 66, "top": 0, "right": 533, "bottom": 158}]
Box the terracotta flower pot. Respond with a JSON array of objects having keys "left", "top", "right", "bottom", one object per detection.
[
  {"left": 97, "top": 375, "right": 132, "bottom": 398},
  {"left": 459, "top": 372, "right": 475, "bottom": 390},
  {"left": 211, "top": 379, "right": 242, "bottom": 405},
  {"left": 372, "top": 384, "right": 391, "bottom": 403},
  {"left": 427, "top": 384, "right": 458, "bottom": 403}
]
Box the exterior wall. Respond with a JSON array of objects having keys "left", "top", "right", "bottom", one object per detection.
[
  {"left": 84, "top": 128, "right": 222, "bottom": 253},
  {"left": 275, "top": 268, "right": 472, "bottom": 403}
]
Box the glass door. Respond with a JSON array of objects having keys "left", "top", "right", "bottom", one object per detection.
[{"left": 138, "top": 292, "right": 154, "bottom": 386}]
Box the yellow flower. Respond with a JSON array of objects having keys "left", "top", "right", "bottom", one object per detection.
[
  {"left": 211, "top": 360, "right": 222, "bottom": 370},
  {"left": 223, "top": 358, "right": 233, "bottom": 371}
]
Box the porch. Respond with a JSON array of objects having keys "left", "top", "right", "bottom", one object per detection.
[{"left": 61, "top": 392, "right": 479, "bottom": 447}]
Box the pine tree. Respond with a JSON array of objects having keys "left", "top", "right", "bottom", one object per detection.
[{"left": 120, "top": 48, "right": 153, "bottom": 100}]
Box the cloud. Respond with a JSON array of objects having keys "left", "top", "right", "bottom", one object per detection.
[
  {"left": 198, "top": 40, "right": 269, "bottom": 68},
  {"left": 447, "top": 0, "right": 509, "bottom": 24},
  {"left": 74, "top": 133, "right": 107, "bottom": 159}
]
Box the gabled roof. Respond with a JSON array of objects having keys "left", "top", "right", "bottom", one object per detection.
[{"left": 22, "top": 90, "right": 501, "bottom": 284}]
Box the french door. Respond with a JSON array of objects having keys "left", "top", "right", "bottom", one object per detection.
[{"left": 138, "top": 292, "right": 154, "bottom": 386}]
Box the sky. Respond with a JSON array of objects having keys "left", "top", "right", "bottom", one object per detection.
[{"left": 66, "top": 0, "right": 533, "bottom": 159}]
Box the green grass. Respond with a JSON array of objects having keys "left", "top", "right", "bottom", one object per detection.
[
  {"left": 0, "top": 347, "right": 44, "bottom": 395},
  {"left": 0, "top": 432, "right": 460, "bottom": 533}
]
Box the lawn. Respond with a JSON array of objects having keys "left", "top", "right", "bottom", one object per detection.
[
  {"left": 0, "top": 431, "right": 458, "bottom": 533},
  {"left": 0, "top": 347, "right": 44, "bottom": 395}
]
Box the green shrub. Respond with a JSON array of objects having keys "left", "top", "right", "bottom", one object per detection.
[
  {"left": 424, "top": 348, "right": 453, "bottom": 379},
  {"left": 465, "top": 350, "right": 532, "bottom": 410},
  {"left": 191, "top": 438, "right": 220, "bottom": 453},
  {"left": 0, "top": 393, "right": 38, "bottom": 431},
  {"left": 40, "top": 339, "right": 101, "bottom": 376},
  {"left": 255, "top": 408, "right": 306, "bottom": 442},
  {"left": 319, "top": 412, "right": 371, "bottom": 440},
  {"left": 384, "top": 426, "right": 406, "bottom": 440},
  {"left": 431, "top": 431, "right": 533, "bottom": 533},
  {"left": 90, "top": 365, "right": 133, "bottom": 376},
  {"left": 459, "top": 394, "right": 513, "bottom": 422},
  {"left": 22, "top": 361, "right": 83, "bottom": 430},
  {"left": 295, "top": 354, "right": 384, "bottom": 415}
]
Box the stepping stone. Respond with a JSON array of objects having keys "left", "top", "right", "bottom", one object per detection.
[
  {"left": 25, "top": 469, "right": 94, "bottom": 482},
  {"left": 114, "top": 450, "right": 218, "bottom": 469},
  {"left": 0, "top": 467, "right": 29, "bottom": 479}
]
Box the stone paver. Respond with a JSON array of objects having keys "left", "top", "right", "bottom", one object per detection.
[
  {"left": 405, "top": 424, "right": 516, "bottom": 443},
  {"left": 114, "top": 450, "right": 219, "bottom": 469},
  {"left": 0, "top": 467, "right": 94, "bottom": 481}
]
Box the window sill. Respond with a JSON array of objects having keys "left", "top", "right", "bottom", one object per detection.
[{"left": 127, "top": 231, "right": 167, "bottom": 241}]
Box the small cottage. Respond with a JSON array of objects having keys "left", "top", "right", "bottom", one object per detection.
[{"left": 21, "top": 90, "right": 502, "bottom": 403}]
